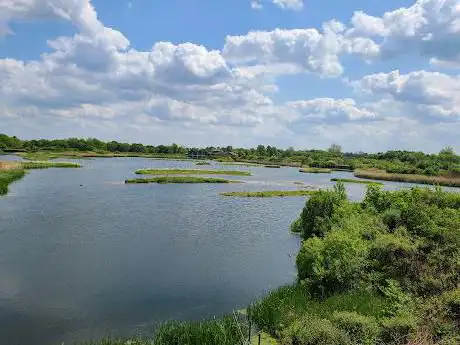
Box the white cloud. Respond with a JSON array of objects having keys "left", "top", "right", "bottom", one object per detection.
[
  {"left": 286, "top": 98, "right": 376, "bottom": 124},
  {"left": 272, "top": 0, "right": 304, "bottom": 11},
  {"left": 223, "top": 26, "right": 378, "bottom": 77},
  {"left": 347, "top": 0, "right": 460, "bottom": 65},
  {"left": 350, "top": 70, "right": 460, "bottom": 122},
  {"left": 250, "top": 0, "right": 304, "bottom": 11}
]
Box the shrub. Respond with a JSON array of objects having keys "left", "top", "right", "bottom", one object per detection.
[
  {"left": 331, "top": 311, "right": 379, "bottom": 345},
  {"left": 297, "top": 229, "right": 369, "bottom": 296},
  {"left": 299, "top": 188, "right": 346, "bottom": 239},
  {"left": 281, "top": 317, "right": 350, "bottom": 345},
  {"left": 382, "top": 209, "right": 402, "bottom": 232},
  {"left": 379, "top": 314, "right": 417, "bottom": 345}
]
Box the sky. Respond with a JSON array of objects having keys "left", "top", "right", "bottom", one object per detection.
[{"left": 0, "top": 0, "right": 459, "bottom": 152}]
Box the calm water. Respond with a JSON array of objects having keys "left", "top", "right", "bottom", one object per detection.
[{"left": 0, "top": 157, "right": 457, "bottom": 344}]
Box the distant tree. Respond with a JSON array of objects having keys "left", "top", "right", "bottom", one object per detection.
[
  {"left": 328, "top": 144, "right": 342, "bottom": 154},
  {"left": 439, "top": 146, "right": 455, "bottom": 156},
  {"left": 256, "top": 145, "right": 266, "bottom": 156}
]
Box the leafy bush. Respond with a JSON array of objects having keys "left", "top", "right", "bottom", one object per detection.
[
  {"left": 281, "top": 317, "right": 350, "bottom": 345},
  {"left": 379, "top": 314, "right": 417, "bottom": 345},
  {"left": 298, "top": 186, "right": 347, "bottom": 239},
  {"left": 331, "top": 311, "right": 379, "bottom": 345}
]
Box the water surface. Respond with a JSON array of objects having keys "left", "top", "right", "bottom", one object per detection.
[{"left": 0, "top": 157, "right": 457, "bottom": 344}]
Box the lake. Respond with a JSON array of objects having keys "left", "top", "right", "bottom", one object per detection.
[{"left": 0, "top": 157, "right": 457, "bottom": 344}]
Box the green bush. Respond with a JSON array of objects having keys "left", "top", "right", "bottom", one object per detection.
[
  {"left": 297, "top": 227, "right": 369, "bottom": 296},
  {"left": 281, "top": 317, "right": 350, "bottom": 345},
  {"left": 299, "top": 187, "right": 346, "bottom": 239},
  {"left": 331, "top": 311, "right": 379, "bottom": 345},
  {"left": 379, "top": 314, "right": 416, "bottom": 345},
  {"left": 382, "top": 209, "right": 402, "bottom": 231}
]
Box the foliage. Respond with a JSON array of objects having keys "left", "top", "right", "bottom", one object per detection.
[
  {"left": 135, "top": 169, "right": 251, "bottom": 176},
  {"left": 379, "top": 314, "right": 417, "bottom": 345},
  {"left": 331, "top": 178, "right": 383, "bottom": 185},
  {"left": 2, "top": 133, "right": 459, "bottom": 177},
  {"left": 281, "top": 316, "right": 350, "bottom": 345},
  {"left": 125, "top": 177, "right": 236, "bottom": 184},
  {"left": 220, "top": 190, "right": 317, "bottom": 197},
  {"left": 331, "top": 311, "right": 379, "bottom": 345},
  {"left": 0, "top": 169, "right": 26, "bottom": 195}
]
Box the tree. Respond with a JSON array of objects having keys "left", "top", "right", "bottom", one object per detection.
[
  {"left": 256, "top": 145, "right": 266, "bottom": 156},
  {"left": 328, "top": 144, "right": 342, "bottom": 154}
]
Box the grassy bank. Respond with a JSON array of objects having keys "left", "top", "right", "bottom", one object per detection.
[
  {"left": 264, "top": 165, "right": 281, "bottom": 168},
  {"left": 331, "top": 178, "right": 384, "bottom": 185},
  {"left": 135, "top": 169, "right": 251, "bottom": 176},
  {"left": 0, "top": 169, "right": 26, "bottom": 195},
  {"left": 299, "top": 167, "right": 332, "bottom": 173},
  {"left": 355, "top": 169, "right": 460, "bottom": 187},
  {"left": 220, "top": 190, "right": 317, "bottom": 197},
  {"left": 125, "top": 176, "right": 237, "bottom": 184}
]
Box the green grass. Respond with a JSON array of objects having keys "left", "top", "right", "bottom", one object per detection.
[
  {"left": 195, "top": 161, "right": 211, "bottom": 165},
  {"left": 218, "top": 162, "right": 262, "bottom": 167},
  {"left": 299, "top": 168, "right": 332, "bottom": 173},
  {"left": 0, "top": 169, "right": 26, "bottom": 195},
  {"left": 20, "top": 161, "right": 81, "bottom": 169},
  {"left": 331, "top": 178, "right": 383, "bottom": 185},
  {"left": 354, "top": 169, "right": 460, "bottom": 187},
  {"left": 83, "top": 315, "right": 248, "bottom": 345},
  {"left": 220, "top": 190, "right": 317, "bottom": 197},
  {"left": 135, "top": 169, "right": 251, "bottom": 176},
  {"left": 125, "top": 176, "right": 238, "bottom": 184}
]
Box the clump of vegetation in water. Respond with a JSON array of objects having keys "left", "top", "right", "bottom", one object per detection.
[
  {"left": 220, "top": 190, "right": 317, "bottom": 197},
  {"left": 195, "top": 161, "right": 211, "bottom": 165},
  {"left": 264, "top": 165, "right": 281, "bottom": 168},
  {"left": 135, "top": 169, "right": 251, "bottom": 176},
  {"left": 355, "top": 169, "right": 460, "bottom": 187},
  {"left": 20, "top": 161, "right": 81, "bottom": 169},
  {"left": 331, "top": 178, "right": 383, "bottom": 185},
  {"left": 248, "top": 183, "right": 460, "bottom": 345},
  {"left": 299, "top": 167, "right": 332, "bottom": 173},
  {"left": 0, "top": 169, "right": 26, "bottom": 195},
  {"left": 125, "top": 176, "right": 237, "bottom": 184}
]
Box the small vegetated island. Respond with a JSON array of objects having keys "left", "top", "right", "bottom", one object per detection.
[
  {"left": 135, "top": 169, "right": 251, "bottom": 176},
  {"left": 125, "top": 176, "right": 237, "bottom": 184},
  {"left": 331, "top": 178, "right": 384, "bottom": 185},
  {"left": 0, "top": 161, "right": 81, "bottom": 195},
  {"left": 220, "top": 190, "right": 317, "bottom": 197}
]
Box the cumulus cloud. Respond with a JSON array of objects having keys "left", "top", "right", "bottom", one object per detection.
[
  {"left": 223, "top": 25, "right": 379, "bottom": 77},
  {"left": 347, "top": 0, "right": 460, "bottom": 65},
  {"left": 350, "top": 70, "right": 460, "bottom": 122},
  {"left": 250, "top": 0, "right": 304, "bottom": 11},
  {"left": 287, "top": 98, "right": 376, "bottom": 124}
]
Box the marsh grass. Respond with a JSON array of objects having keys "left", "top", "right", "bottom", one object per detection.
[
  {"left": 331, "top": 178, "right": 383, "bottom": 185},
  {"left": 354, "top": 169, "right": 460, "bottom": 187},
  {"left": 20, "top": 161, "right": 81, "bottom": 169},
  {"left": 299, "top": 168, "right": 332, "bottom": 173},
  {"left": 195, "top": 162, "right": 211, "bottom": 165},
  {"left": 220, "top": 190, "right": 317, "bottom": 197},
  {"left": 135, "top": 169, "right": 251, "bottom": 176},
  {"left": 0, "top": 169, "right": 26, "bottom": 195},
  {"left": 264, "top": 165, "right": 281, "bottom": 168},
  {"left": 218, "top": 162, "right": 262, "bottom": 167},
  {"left": 125, "top": 176, "right": 237, "bottom": 184}
]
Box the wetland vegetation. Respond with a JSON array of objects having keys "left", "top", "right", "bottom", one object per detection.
[
  {"left": 220, "top": 190, "right": 317, "bottom": 197},
  {"left": 125, "top": 176, "right": 237, "bottom": 184},
  {"left": 299, "top": 168, "right": 332, "bottom": 173},
  {"left": 135, "top": 169, "right": 251, "bottom": 176},
  {"left": 330, "top": 178, "right": 384, "bottom": 185},
  {"left": 354, "top": 169, "right": 460, "bottom": 187}
]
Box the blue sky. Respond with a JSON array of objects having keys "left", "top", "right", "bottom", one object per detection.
[{"left": 0, "top": 0, "right": 459, "bottom": 152}]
